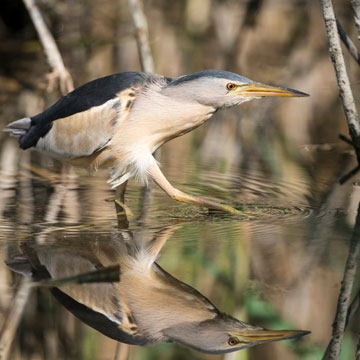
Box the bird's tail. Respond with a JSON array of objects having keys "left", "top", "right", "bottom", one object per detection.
[{"left": 3, "top": 117, "right": 31, "bottom": 138}]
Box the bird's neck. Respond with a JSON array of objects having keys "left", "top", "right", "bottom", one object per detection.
[
  {"left": 121, "top": 263, "right": 218, "bottom": 342},
  {"left": 128, "top": 88, "right": 217, "bottom": 152}
]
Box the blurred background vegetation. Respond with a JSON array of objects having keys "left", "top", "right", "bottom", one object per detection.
[{"left": 0, "top": 0, "right": 360, "bottom": 359}]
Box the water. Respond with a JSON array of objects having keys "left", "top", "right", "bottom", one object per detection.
[{"left": 0, "top": 137, "right": 358, "bottom": 360}]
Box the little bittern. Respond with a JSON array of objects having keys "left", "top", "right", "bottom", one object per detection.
[
  {"left": 4, "top": 70, "right": 308, "bottom": 213},
  {"left": 7, "top": 226, "right": 310, "bottom": 354}
]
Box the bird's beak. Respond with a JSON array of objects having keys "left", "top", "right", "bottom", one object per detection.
[
  {"left": 230, "top": 328, "right": 310, "bottom": 346},
  {"left": 235, "top": 83, "right": 309, "bottom": 97}
]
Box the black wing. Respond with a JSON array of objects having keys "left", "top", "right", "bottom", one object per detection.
[{"left": 20, "top": 72, "right": 149, "bottom": 149}]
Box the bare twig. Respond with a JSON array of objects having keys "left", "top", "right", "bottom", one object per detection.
[
  {"left": 33, "top": 265, "right": 120, "bottom": 287},
  {"left": 351, "top": 0, "right": 360, "bottom": 40},
  {"left": 22, "top": 0, "right": 74, "bottom": 94},
  {"left": 0, "top": 279, "right": 31, "bottom": 360},
  {"left": 336, "top": 19, "right": 360, "bottom": 64},
  {"left": 128, "top": 0, "right": 154, "bottom": 73},
  {"left": 320, "top": 0, "right": 360, "bottom": 166},
  {"left": 339, "top": 165, "right": 360, "bottom": 185},
  {"left": 339, "top": 133, "right": 353, "bottom": 145},
  {"left": 322, "top": 202, "right": 360, "bottom": 359}
]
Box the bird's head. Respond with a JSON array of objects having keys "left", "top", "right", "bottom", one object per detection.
[
  {"left": 163, "top": 313, "right": 310, "bottom": 354},
  {"left": 165, "top": 70, "right": 308, "bottom": 109}
]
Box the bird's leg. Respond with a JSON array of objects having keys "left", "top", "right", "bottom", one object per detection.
[
  {"left": 146, "top": 225, "right": 179, "bottom": 260},
  {"left": 115, "top": 181, "right": 127, "bottom": 203},
  {"left": 114, "top": 181, "right": 132, "bottom": 222},
  {"left": 148, "top": 164, "right": 241, "bottom": 214}
]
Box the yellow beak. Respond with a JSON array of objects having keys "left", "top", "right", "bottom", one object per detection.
[
  {"left": 235, "top": 83, "right": 309, "bottom": 98},
  {"left": 230, "top": 328, "right": 310, "bottom": 345}
]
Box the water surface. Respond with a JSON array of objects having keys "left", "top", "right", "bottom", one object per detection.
[{"left": 0, "top": 138, "right": 358, "bottom": 360}]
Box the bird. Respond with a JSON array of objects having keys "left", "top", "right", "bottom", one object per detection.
[
  {"left": 4, "top": 70, "right": 308, "bottom": 214},
  {"left": 6, "top": 225, "right": 310, "bottom": 354}
]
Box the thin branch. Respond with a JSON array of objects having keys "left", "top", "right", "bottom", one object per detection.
[
  {"left": 22, "top": 0, "right": 74, "bottom": 94},
  {"left": 336, "top": 19, "right": 360, "bottom": 64},
  {"left": 128, "top": 0, "right": 154, "bottom": 73},
  {"left": 322, "top": 202, "right": 360, "bottom": 359},
  {"left": 339, "top": 165, "right": 360, "bottom": 185},
  {"left": 339, "top": 133, "right": 353, "bottom": 145},
  {"left": 0, "top": 279, "right": 31, "bottom": 360},
  {"left": 320, "top": 0, "right": 360, "bottom": 166},
  {"left": 33, "top": 265, "right": 120, "bottom": 287}
]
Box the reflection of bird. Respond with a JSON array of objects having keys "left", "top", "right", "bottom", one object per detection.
[
  {"left": 7, "top": 228, "right": 309, "bottom": 354},
  {"left": 4, "top": 70, "right": 308, "bottom": 213}
]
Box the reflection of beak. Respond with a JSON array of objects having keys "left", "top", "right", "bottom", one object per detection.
[
  {"left": 236, "top": 83, "right": 309, "bottom": 97},
  {"left": 230, "top": 329, "right": 310, "bottom": 346}
]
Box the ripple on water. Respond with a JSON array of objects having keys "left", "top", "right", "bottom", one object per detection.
[
  {"left": 159, "top": 162, "right": 329, "bottom": 224},
  {"left": 0, "top": 153, "right": 334, "bottom": 246}
]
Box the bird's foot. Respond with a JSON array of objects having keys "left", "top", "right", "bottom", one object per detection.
[
  {"left": 114, "top": 199, "right": 133, "bottom": 216},
  {"left": 173, "top": 189, "right": 242, "bottom": 215}
]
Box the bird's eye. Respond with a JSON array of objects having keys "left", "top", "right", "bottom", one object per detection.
[
  {"left": 226, "top": 83, "right": 236, "bottom": 91},
  {"left": 228, "top": 337, "right": 240, "bottom": 346}
]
